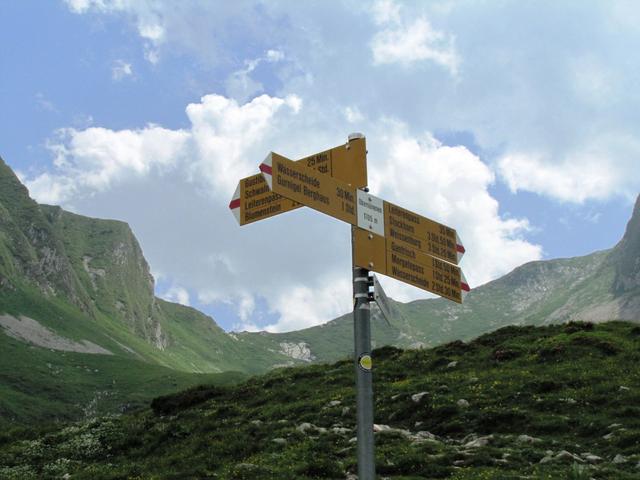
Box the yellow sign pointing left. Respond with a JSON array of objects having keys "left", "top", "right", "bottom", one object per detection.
[
  {"left": 260, "top": 152, "right": 358, "bottom": 225},
  {"left": 229, "top": 137, "right": 367, "bottom": 225}
]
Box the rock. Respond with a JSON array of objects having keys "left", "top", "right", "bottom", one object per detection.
[
  {"left": 608, "top": 423, "right": 623, "bottom": 429},
  {"left": 603, "top": 432, "right": 615, "bottom": 440},
  {"left": 619, "top": 386, "right": 630, "bottom": 391},
  {"left": 332, "top": 427, "right": 351, "bottom": 435},
  {"left": 464, "top": 435, "right": 493, "bottom": 448},
  {"left": 517, "top": 434, "right": 542, "bottom": 444},
  {"left": 415, "top": 431, "right": 438, "bottom": 441},
  {"left": 342, "top": 406, "right": 350, "bottom": 416},
  {"left": 272, "top": 438, "right": 287, "bottom": 445},
  {"left": 447, "top": 361, "right": 458, "bottom": 368},
  {"left": 539, "top": 455, "right": 553, "bottom": 464},
  {"left": 391, "top": 393, "right": 402, "bottom": 401},
  {"left": 62, "top": 475, "right": 71, "bottom": 480},
  {"left": 326, "top": 400, "right": 341, "bottom": 407},
  {"left": 554, "top": 450, "right": 584, "bottom": 463},
  {"left": 457, "top": 399, "right": 470, "bottom": 408},
  {"left": 469, "top": 377, "right": 479, "bottom": 383},
  {"left": 345, "top": 474, "right": 358, "bottom": 480},
  {"left": 373, "top": 424, "right": 411, "bottom": 438},
  {"left": 411, "top": 392, "right": 429, "bottom": 403},
  {"left": 349, "top": 436, "right": 357, "bottom": 443},
  {"left": 583, "top": 454, "right": 603, "bottom": 463},
  {"left": 297, "top": 422, "right": 315, "bottom": 434},
  {"left": 251, "top": 420, "right": 262, "bottom": 426},
  {"left": 613, "top": 454, "right": 627, "bottom": 464}
]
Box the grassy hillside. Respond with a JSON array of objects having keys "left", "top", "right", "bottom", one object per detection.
[{"left": 2, "top": 321, "right": 639, "bottom": 479}]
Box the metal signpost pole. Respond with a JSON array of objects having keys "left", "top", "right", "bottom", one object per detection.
[
  {"left": 350, "top": 130, "right": 375, "bottom": 478},
  {"left": 352, "top": 254, "right": 375, "bottom": 479}
]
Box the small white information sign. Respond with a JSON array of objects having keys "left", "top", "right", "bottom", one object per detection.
[{"left": 357, "top": 190, "right": 385, "bottom": 237}]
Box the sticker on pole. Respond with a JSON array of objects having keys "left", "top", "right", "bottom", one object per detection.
[{"left": 358, "top": 354, "right": 372, "bottom": 371}]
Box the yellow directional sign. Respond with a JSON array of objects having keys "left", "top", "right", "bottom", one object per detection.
[
  {"left": 229, "top": 173, "right": 301, "bottom": 225},
  {"left": 353, "top": 227, "right": 469, "bottom": 303},
  {"left": 261, "top": 152, "right": 358, "bottom": 225},
  {"left": 229, "top": 137, "right": 367, "bottom": 225},
  {"left": 384, "top": 202, "right": 465, "bottom": 265}
]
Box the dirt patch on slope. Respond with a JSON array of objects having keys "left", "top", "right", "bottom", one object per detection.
[{"left": 0, "top": 314, "right": 112, "bottom": 355}]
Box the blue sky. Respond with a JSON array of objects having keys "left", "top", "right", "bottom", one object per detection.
[{"left": 1, "top": 1, "right": 638, "bottom": 332}]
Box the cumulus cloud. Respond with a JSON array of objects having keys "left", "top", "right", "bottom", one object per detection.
[
  {"left": 161, "top": 285, "right": 191, "bottom": 306},
  {"left": 370, "top": 0, "right": 459, "bottom": 75},
  {"left": 23, "top": 90, "right": 542, "bottom": 332},
  {"left": 366, "top": 123, "right": 541, "bottom": 291},
  {"left": 498, "top": 133, "right": 640, "bottom": 203},
  {"left": 112, "top": 60, "right": 133, "bottom": 81}
]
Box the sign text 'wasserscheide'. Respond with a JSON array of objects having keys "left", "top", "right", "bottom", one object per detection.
[
  {"left": 229, "top": 137, "right": 367, "bottom": 225},
  {"left": 356, "top": 191, "right": 465, "bottom": 265},
  {"left": 352, "top": 227, "right": 470, "bottom": 303},
  {"left": 260, "top": 152, "right": 359, "bottom": 225}
]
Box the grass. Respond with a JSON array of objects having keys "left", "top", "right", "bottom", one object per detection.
[{"left": 1, "top": 321, "right": 639, "bottom": 478}]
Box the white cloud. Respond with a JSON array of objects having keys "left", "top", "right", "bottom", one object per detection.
[
  {"left": 370, "top": 1, "right": 459, "bottom": 75},
  {"left": 225, "top": 49, "right": 287, "bottom": 102},
  {"left": 111, "top": 60, "right": 133, "bottom": 81},
  {"left": 161, "top": 285, "right": 190, "bottom": 306},
  {"left": 498, "top": 133, "right": 640, "bottom": 203},
  {"left": 23, "top": 91, "right": 542, "bottom": 332},
  {"left": 344, "top": 106, "right": 364, "bottom": 123},
  {"left": 367, "top": 123, "right": 541, "bottom": 290},
  {"left": 264, "top": 276, "right": 352, "bottom": 333}
]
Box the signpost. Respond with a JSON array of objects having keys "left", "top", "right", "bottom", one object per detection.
[
  {"left": 229, "top": 137, "right": 367, "bottom": 225},
  {"left": 229, "top": 133, "right": 470, "bottom": 480}
]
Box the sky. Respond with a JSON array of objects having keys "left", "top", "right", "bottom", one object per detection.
[{"left": 1, "top": 0, "right": 639, "bottom": 333}]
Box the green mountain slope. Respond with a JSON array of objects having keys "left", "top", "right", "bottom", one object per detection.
[
  {"left": 2, "top": 321, "right": 639, "bottom": 479},
  {"left": 0, "top": 156, "right": 299, "bottom": 425},
  {"left": 244, "top": 195, "right": 640, "bottom": 359}
]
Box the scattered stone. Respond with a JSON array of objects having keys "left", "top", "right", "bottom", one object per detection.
[
  {"left": 62, "top": 475, "right": 71, "bottom": 480},
  {"left": 608, "top": 423, "right": 623, "bottom": 429},
  {"left": 250, "top": 420, "right": 262, "bottom": 426},
  {"left": 391, "top": 393, "right": 402, "bottom": 401},
  {"left": 583, "top": 454, "right": 603, "bottom": 464},
  {"left": 326, "top": 400, "right": 341, "bottom": 407},
  {"left": 411, "top": 392, "right": 429, "bottom": 403},
  {"left": 517, "top": 434, "right": 542, "bottom": 444},
  {"left": 453, "top": 460, "right": 467, "bottom": 466},
  {"left": 297, "top": 422, "right": 315, "bottom": 434},
  {"left": 603, "top": 432, "right": 615, "bottom": 440},
  {"left": 342, "top": 407, "right": 350, "bottom": 416},
  {"left": 619, "top": 386, "right": 630, "bottom": 391},
  {"left": 555, "top": 450, "right": 584, "bottom": 463},
  {"left": 469, "top": 377, "right": 479, "bottom": 383},
  {"left": 414, "top": 431, "right": 438, "bottom": 441},
  {"left": 464, "top": 435, "right": 493, "bottom": 448},
  {"left": 564, "top": 398, "right": 577, "bottom": 404},
  {"left": 272, "top": 438, "right": 287, "bottom": 445},
  {"left": 373, "top": 424, "right": 411, "bottom": 438},
  {"left": 345, "top": 474, "right": 358, "bottom": 480},
  {"left": 457, "top": 399, "right": 470, "bottom": 408},
  {"left": 414, "top": 421, "right": 424, "bottom": 429},
  {"left": 349, "top": 436, "right": 357, "bottom": 444},
  {"left": 539, "top": 455, "right": 553, "bottom": 464},
  {"left": 447, "top": 361, "right": 458, "bottom": 368},
  {"left": 613, "top": 454, "right": 627, "bottom": 464},
  {"left": 332, "top": 427, "right": 351, "bottom": 435}
]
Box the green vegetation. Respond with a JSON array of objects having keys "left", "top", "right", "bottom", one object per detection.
[{"left": 2, "top": 321, "right": 639, "bottom": 479}]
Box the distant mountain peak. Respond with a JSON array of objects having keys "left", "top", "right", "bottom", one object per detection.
[{"left": 612, "top": 193, "right": 640, "bottom": 293}]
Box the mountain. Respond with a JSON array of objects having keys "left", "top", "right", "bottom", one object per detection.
[
  {"left": 0, "top": 156, "right": 302, "bottom": 425},
  {"left": 243, "top": 195, "right": 640, "bottom": 358},
  {"left": 2, "top": 321, "right": 639, "bottom": 479},
  {"left": 2, "top": 152, "right": 639, "bottom": 425}
]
